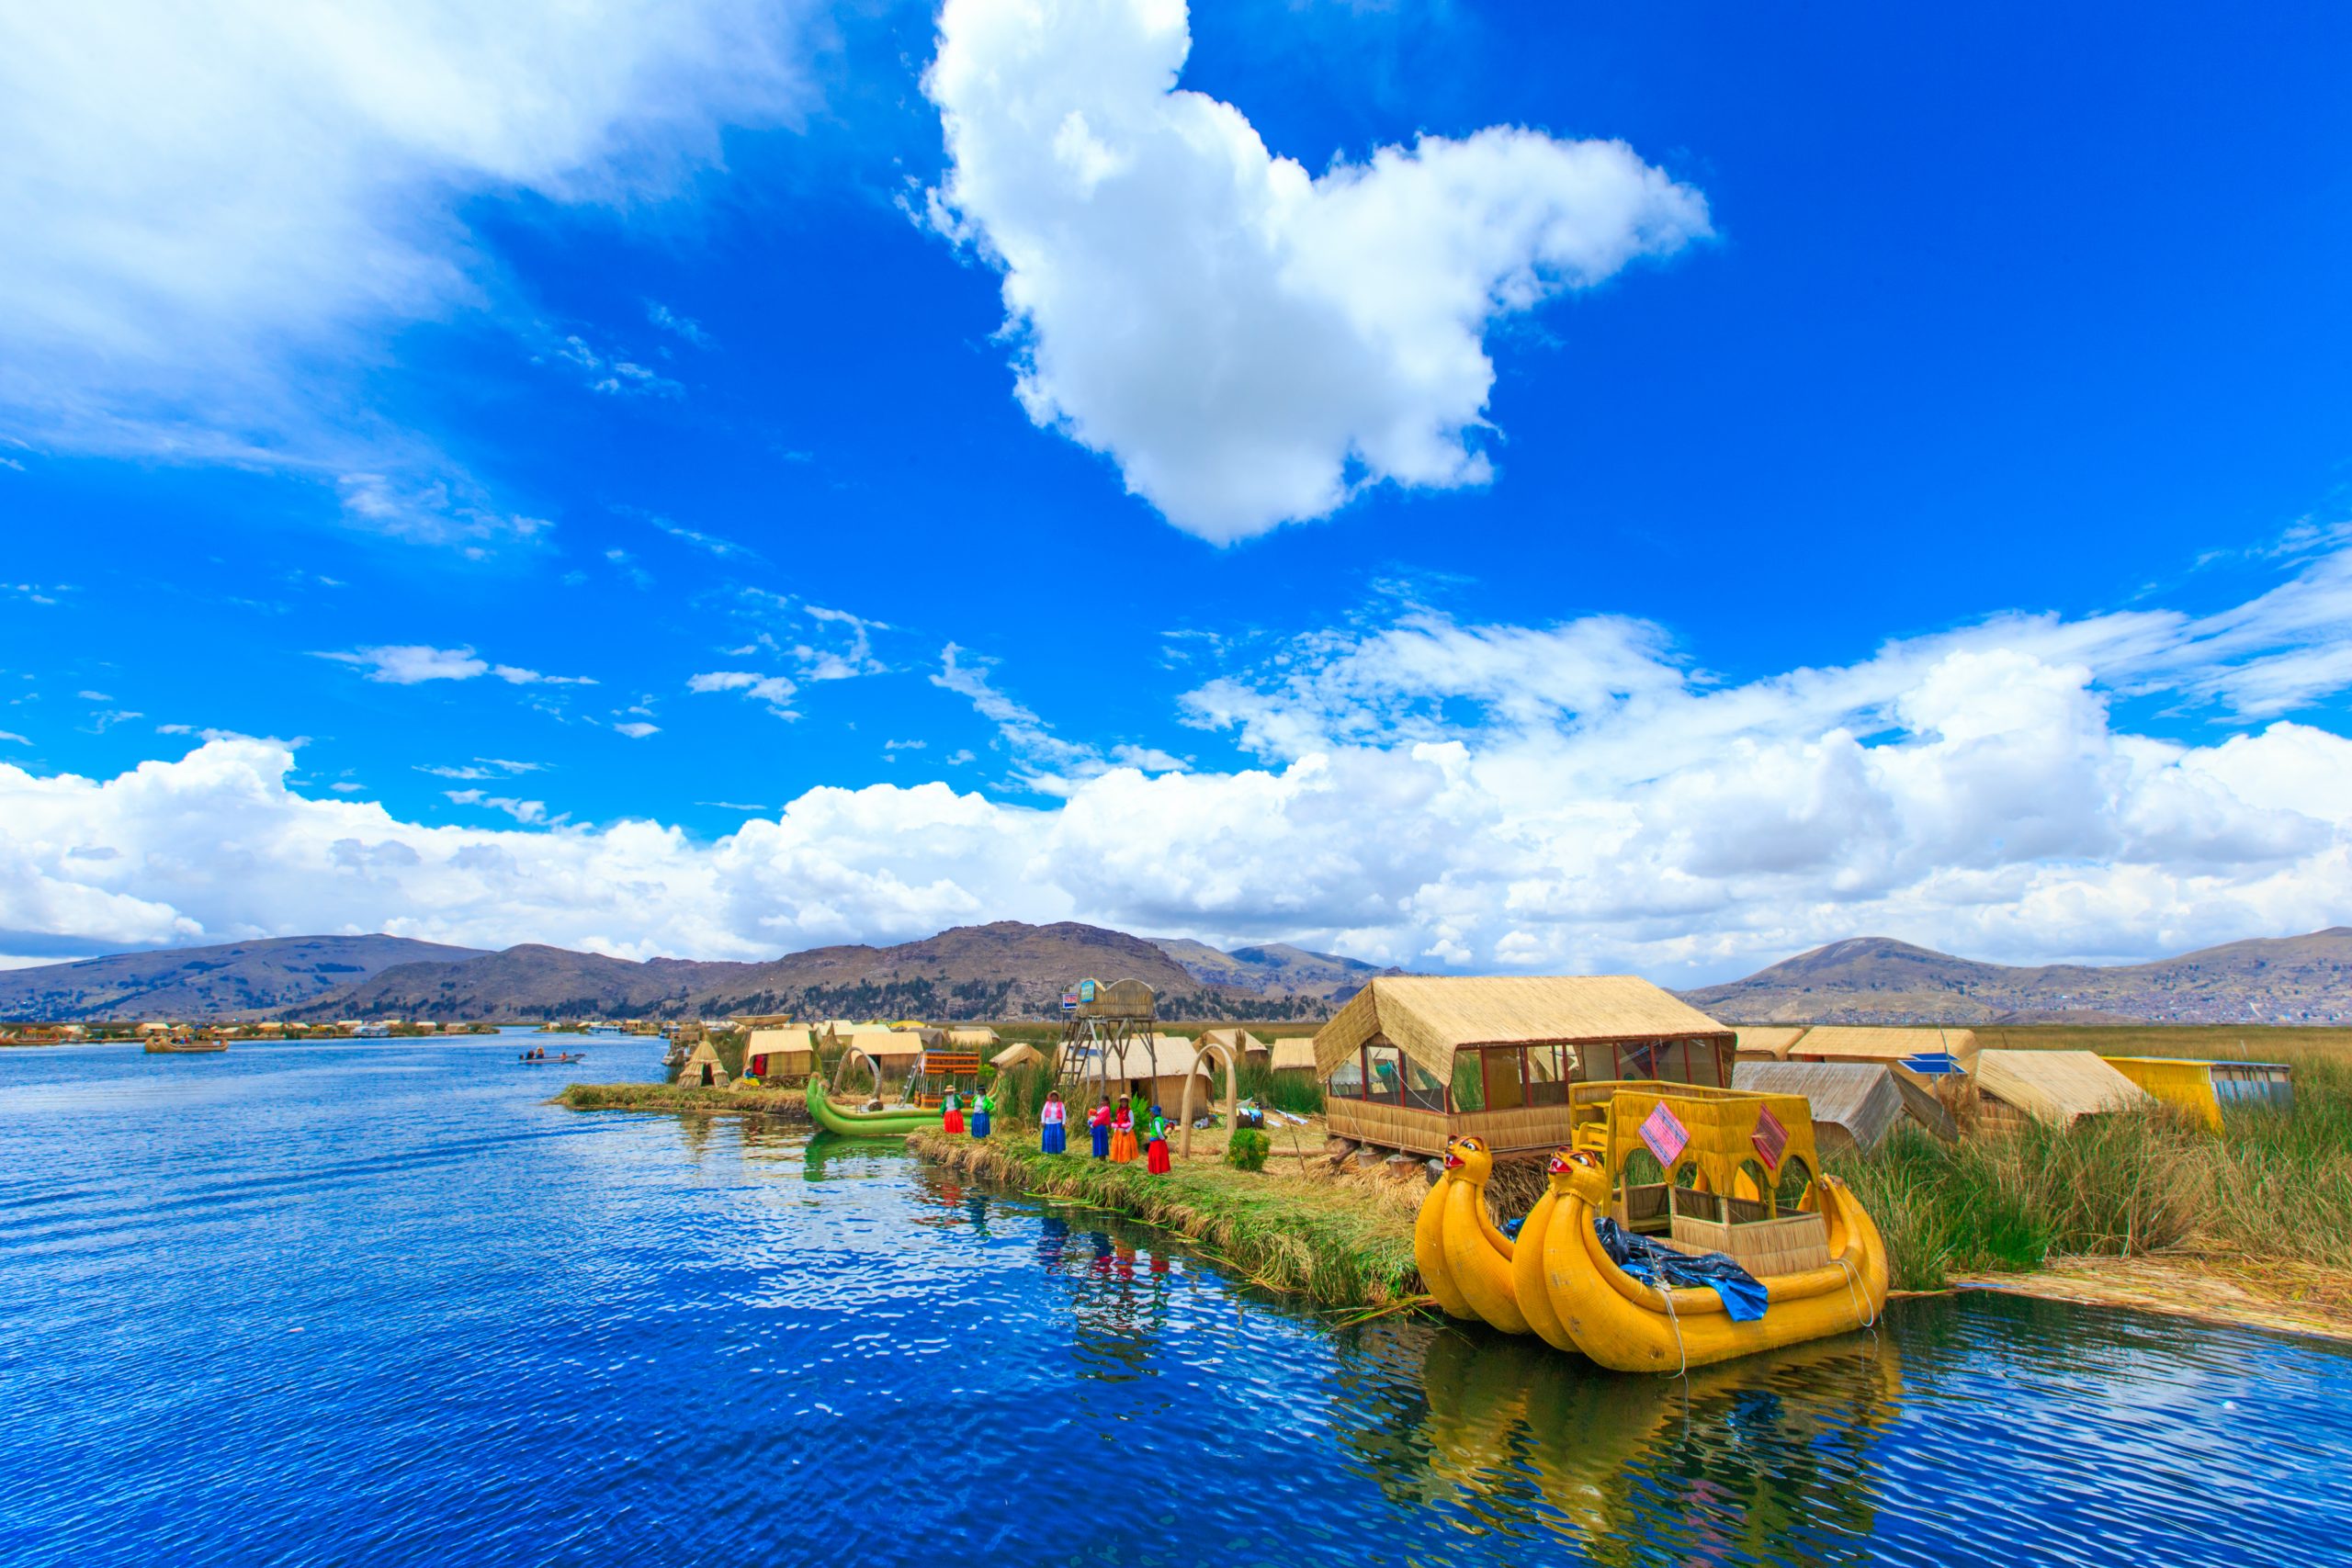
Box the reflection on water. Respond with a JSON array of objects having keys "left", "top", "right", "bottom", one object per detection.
[{"left": 3, "top": 1042, "right": 2347, "bottom": 1568}]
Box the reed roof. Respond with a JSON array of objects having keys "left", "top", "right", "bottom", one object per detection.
[
  {"left": 1789, "top": 1026, "right": 1980, "bottom": 1066},
  {"left": 1973, "top": 1050, "right": 2151, "bottom": 1126},
  {"left": 1195, "top": 1026, "right": 1269, "bottom": 1055},
  {"left": 1732, "top": 1061, "right": 1905, "bottom": 1152},
  {"left": 838, "top": 1028, "right": 923, "bottom": 1059},
  {"left": 945, "top": 1027, "right": 1001, "bottom": 1047},
  {"left": 1267, "top": 1037, "right": 1318, "bottom": 1073},
  {"left": 989, "top": 1042, "right": 1046, "bottom": 1070},
  {"left": 1312, "top": 976, "right": 1729, "bottom": 1082},
  {"left": 1733, "top": 1026, "right": 1811, "bottom": 1058}
]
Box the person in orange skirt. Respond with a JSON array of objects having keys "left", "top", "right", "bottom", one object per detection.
[
  {"left": 1144, "top": 1103, "right": 1172, "bottom": 1174},
  {"left": 1108, "top": 1095, "right": 1138, "bottom": 1163},
  {"left": 941, "top": 1086, "right": 965, "bottom": 1135}
]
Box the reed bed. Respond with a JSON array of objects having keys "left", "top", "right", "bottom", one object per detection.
[
  {"left": 1835, "top": 1040, "right": 2352, "bottom": 1291},
  {"left": 559, "top": 1081, "right": 807, "bottom": 1118},
  {"left": 910, "top": 1130, "right": 1419, "bottom": 1305}
]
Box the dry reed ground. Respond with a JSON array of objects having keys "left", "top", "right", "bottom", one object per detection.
[{"left": 557, "top": 1081, "right": 808, "bottom": 1119}]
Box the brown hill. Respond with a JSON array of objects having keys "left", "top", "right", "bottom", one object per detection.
[
  {"left": 284, "top": 921, "right": 1334, "bottom": 1023},
  {"left": 1682, "top": 929, "right": 2352, "bottom": 1025},
  {"left": 0, "top": 935, "right": 490, "bottom": 1021}
]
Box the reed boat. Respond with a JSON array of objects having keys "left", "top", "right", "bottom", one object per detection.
[
  {"left": 143, "top": 1036, "right": 226, "bottom": 1054},
  {"left": 805, "top": 1074, "right": 944, "bottom": 1138},
  {"left": 1417, "top": 1081, "right": 1889, "bottom": 1371}
]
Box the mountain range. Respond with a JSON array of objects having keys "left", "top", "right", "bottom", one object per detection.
[
  {"left": 4, "top": 923, "right": 2347, "bottom": 1026},
  {"left": 1680, "top": 929, "right": 2352, "bottom": 1025}
]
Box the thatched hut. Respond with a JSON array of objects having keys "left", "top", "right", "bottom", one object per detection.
[
  {"left": 677, "top": 1039, "right": 730, "bottom": 1089},
  {"left": 1195, "top": 1026, "right": 1269, "bottom": 1057},
  {"left": 1313, "top": 976, "right": 1734, "bottom": 1159},
  {"left": 2101, "top": 1055, "right": 2292, "bottom": 1132},
  {"left": 1732, "top": 1061, "right": 1909, "bottom": 1154},
  {"left": 742, "top": 1027, "right": 814, "bottom": 1082},
  {"left": 945, "top": 1026, "right": 1001, "bottom": 1049},
  {"left": 1973, "top": 1050, "right": 2152, "bottom": 1131},
  {"left": 989, "top": 1041, "right": 1046, "bottom": 1072},
  {"left": 1264, "top": 1036, "right": 1318, "bottom": 1074}
]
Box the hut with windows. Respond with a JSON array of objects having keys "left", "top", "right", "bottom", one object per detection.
[
  {"left": 742, "top": 1026, "right": 814, "bottom": 1083},
  {"left": 1731, "top": 1060, "right": 1928, "bottom": 1154},
  {"left": 2100, "top": 1055, "right": 2292, "bottom": 1132},
  {"left": 1313, "top": 976, "right": 1736, "bottom": 1160}
]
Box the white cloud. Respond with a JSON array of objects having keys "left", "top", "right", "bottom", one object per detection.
[
  {"left": 612, "top": 721, "right": 661, "bottom": 739},
  {"left": 688, "top": 670, "right": 799, "bottom": 718},
  {"left": 645, "top": 299, "right": 712, "bottom": 347},
  {"left": 560, "top": 335, "right": 684, "bottom": 399},
  {"left": 418, "top": 758, "right": 545, "bottom": 781},
  {"left": 316, "top": 645, "right": 594, "bottom": 686},
  {"left": 0, "top": 730, "right": 27, "bottom": 745},
  {"left": 0, "top": 0, "right": 808, "bottom": 536},
  {"left": 6, "top": 547, "right": 2350, "bottom": 978},
  {"left": 922, "top": 0, "right": 1710, "bottom": 541},
  {"left": 443, "top": 788, "right": 551, "bottom": 825}
]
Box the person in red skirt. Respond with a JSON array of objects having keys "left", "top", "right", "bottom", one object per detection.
[
  {"left": 941, "top": 1086, "right": 965, "bottom": 1135},
  {"left": 1144, "top": 1103, "right": 1172, "bottom": 1174}
]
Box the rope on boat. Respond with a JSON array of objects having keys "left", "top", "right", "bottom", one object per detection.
[{"left": 1659, "top": 1280, "right": 1690, "bottom": 1380}]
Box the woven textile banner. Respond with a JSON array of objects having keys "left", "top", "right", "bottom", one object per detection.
[
  {"left": 1751, "top": 1106, "right": 1790, "bottom": 1172},
  {"left": 1639, "top": 1100, "right": 1690, "bottom": 1167}
]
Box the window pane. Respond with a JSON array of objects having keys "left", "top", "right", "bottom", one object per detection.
[
  {"left": 1451, "top": 1054, "right": 1485, "bottom": 1112},
  {"left": 1404, "top": 1057, "right": 1446, "bottom": 1112},
  {"left": 1328, "top": 1050, "right": 1365, "bottom": 1100},
  {"left": 1482, "top": 1047, "right": 1526, "bottom": 1111},
  {"left": 1526, "top": 1044, "right": 1567, "bottom": 1106},
  {"left": 1365, "top": 1043, "right": 1404, "bottom": 1105}
]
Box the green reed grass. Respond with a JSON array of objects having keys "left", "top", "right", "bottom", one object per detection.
[
  {"left": 1836, "top": 1043, "right": 2352, "bottom": 1291},
  {"left": 912, "top": 1132, "right": 1419, "bottom": 1305}
]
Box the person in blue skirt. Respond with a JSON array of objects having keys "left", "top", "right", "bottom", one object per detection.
[
  {"left": 1089, "top": 1096, "right": 1113, "bottom": 1158},
  {"left": 971, "top": 1086, "right": 994, "bottom": 1139},
  {"left": 1039, "top": 1089, "right": 1067, "bottom": 1154}
]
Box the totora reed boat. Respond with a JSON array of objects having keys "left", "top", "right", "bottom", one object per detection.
[
  {"left": 806, "top": 1074, "right": 945, "bottom": 1138},
  {"left": 1417, "top": 1081, "right": 1889, "bottom": 1371}
]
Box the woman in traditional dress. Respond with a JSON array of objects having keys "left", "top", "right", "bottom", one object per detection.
[
  {"left": 1144, "top": 1102, "right": 1172, "bottom": 1175},
  {"left": 1089, "top": 1097, "right": 1113, "bottom": 1158},
  {"left": 1040, "top": 1090, "right": 1068, "bottom": 1155},
  {"left": 942, "top": 1085, "right": 965, "bottom": 1135},
  {"left": 1109, "top": 1095, "right": 1139, "bottom": 1164},
  {"left": 971, "top": 1085, "right": 994, "bottom": 1139}
]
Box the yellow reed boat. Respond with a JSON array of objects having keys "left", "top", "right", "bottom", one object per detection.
[{"left": 1418, "top": 1081, "right": 1889, "bottom": 1371}]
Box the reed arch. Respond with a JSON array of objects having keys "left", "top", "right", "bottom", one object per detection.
[{"left": 1178, "top": 1036, "right": 1241, "bottom": 1161}]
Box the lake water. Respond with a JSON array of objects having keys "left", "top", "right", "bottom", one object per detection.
[{"left": 2, "top": 1034, "right": 2346, "bottom": 1567}]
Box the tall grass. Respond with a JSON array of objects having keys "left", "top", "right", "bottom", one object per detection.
[{"left": 1837, "top": 1046, "right": 2352, "bottom": 1291}]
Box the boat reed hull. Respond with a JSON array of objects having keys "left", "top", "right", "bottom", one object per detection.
[
  {"left": 1539, "top": 1172, "right": 1890, "bottom": 1373},
  {"left": 805, "top": 1076, "right": 944, "bottom": 1138}
]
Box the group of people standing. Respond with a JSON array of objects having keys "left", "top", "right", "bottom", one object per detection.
[
  {"left": 933, "top": 1083, "right": 1173, "bottom": 1176},
  {"left": 1040, "top": 1089, "right": 1172, "bottom": 1174}
]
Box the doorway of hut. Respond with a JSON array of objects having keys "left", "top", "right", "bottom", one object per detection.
[{"left": 700, "top": 1063, "right": 716, "bottom": 1087}]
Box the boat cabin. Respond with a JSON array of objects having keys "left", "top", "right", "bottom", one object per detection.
[
  {"left": 1312, "top": 976, "right": 1736, "bottom": 1159},
  {"left": 1573, "top": 1081, "right": 1834, "bottom": 1274}
]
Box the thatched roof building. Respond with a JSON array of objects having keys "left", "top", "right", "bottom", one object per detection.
[
  {"left": 945, "top": 1027, "right": 1001, "bottom": 1049},
  {"left": 989, "top": 1041, "right": 1046, "bottom": 1071},
  {"left": 1973, "top": 1050, "right": 2151, "bottom": 1130},
  {"left": 743, "top": 1027, "right": 813, "bottom": 1081},
  {"left": 1787, "top": 1026, "right": 1980, "bottom": 1074},
  {"left": 1732, "top": 1061, "right": 1907, "bottom": 1154},
  {"left": 1195, "top": 1026, "right": 1269, "bottom": 1056},
  {"left": 1311, "top": 976, "right": 1735, "bottom": 1159},
  {"left": 677, "top": 1040, "right": 729, "bottom": 1089},
  {"left": 1732, "top": 1026, "right": 1811, "bottom": 1060}
]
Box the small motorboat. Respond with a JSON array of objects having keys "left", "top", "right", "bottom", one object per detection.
[{"left": 517, "top": 1052, "right": 587, "bottom": 1065}]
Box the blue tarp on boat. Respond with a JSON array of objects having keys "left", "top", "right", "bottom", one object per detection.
[{"left": 1593, "top": 1215, "right": 1770, "bottom": 1322}]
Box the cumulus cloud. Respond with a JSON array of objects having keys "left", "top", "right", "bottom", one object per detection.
[
  {"left": 0, "top": 0, "right": 808, "bottom": 537},
  {"left": 922, "top": 0, "right": 1710, "bottom": 541},
  {"left": 8, "top": 546, "right": 2351, "bottom": 977},
  {"left": 316, "top": 645, "right": 595, "bottom": 686}
]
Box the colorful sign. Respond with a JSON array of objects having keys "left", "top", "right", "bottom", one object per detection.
[
  {"left": 1078, "top": 978, "right": 1097, "bottom": 1003},
  {"left": 1060, "top": 990, "right": 1079, "bottom": 1012},
  {"left": 1751, "top": 1106, "right": 1790, "bottom": 1172},
  {"left": 1638, "top": 1100, "right": 1690, "bottom": 1168}
]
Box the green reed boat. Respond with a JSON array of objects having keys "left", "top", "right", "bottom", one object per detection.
[{"left": 805, "top": 1074, "right": 945, "bottom": 1138}]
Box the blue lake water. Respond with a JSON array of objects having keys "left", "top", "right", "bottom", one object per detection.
[{"left": 3, "top": 1033, "right": 2347, "bottom": 1567}]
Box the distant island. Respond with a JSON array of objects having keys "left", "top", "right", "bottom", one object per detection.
[{"left": 2, "top": 922, "right": 2348, "bottom": 1027}]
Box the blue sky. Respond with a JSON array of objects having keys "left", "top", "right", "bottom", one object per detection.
[{"left": 3, "top": 0, "right": 2348, "bottom": 980}]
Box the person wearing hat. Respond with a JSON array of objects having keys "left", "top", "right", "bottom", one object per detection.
[
  {"left": 1040, "top": 1089, "right": 1068, "bottom": 1155},
  {"left": 1143, "top": 1102, "right": 1172, "bottom": 1174}
]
